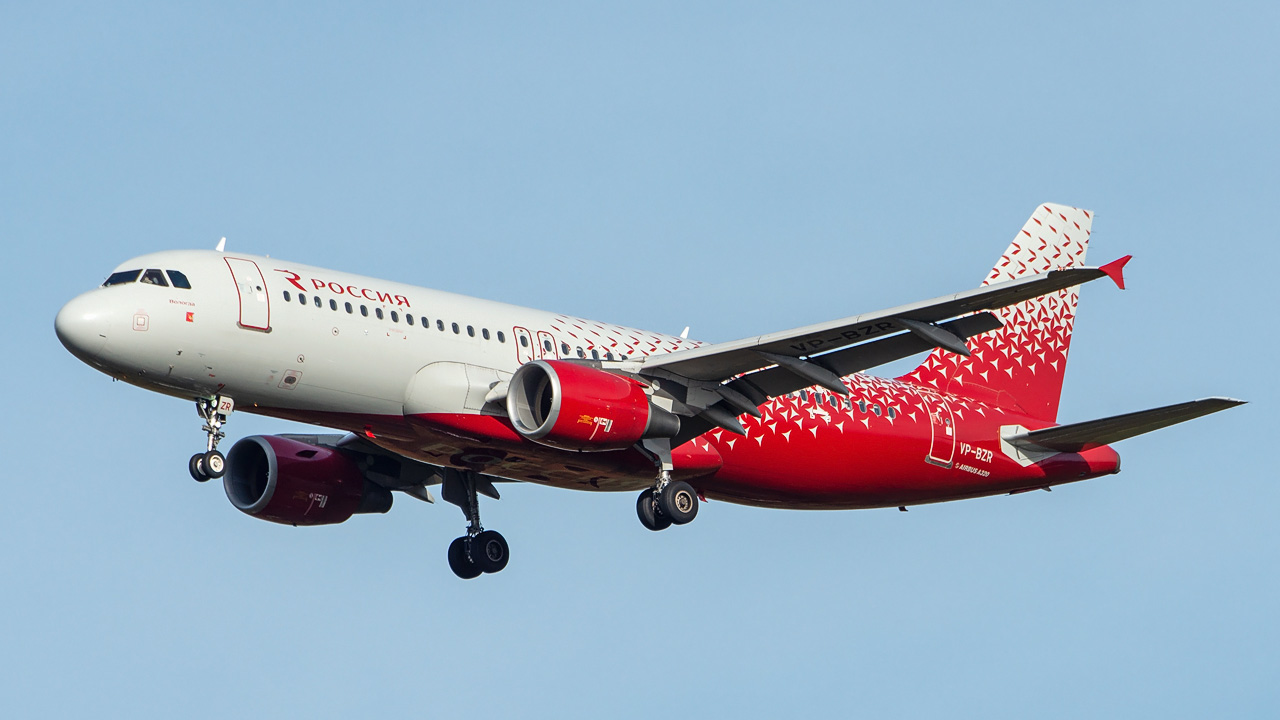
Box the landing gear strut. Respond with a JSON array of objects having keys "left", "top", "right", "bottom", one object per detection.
[
  {"left": 636, "top": 438, "right": 699, "bottom": 531},
  {"left": 636, "top": 472, "right": 699, "bottom": 531},
  {"left": 441, "top": 469, "right": 509, "bottom": 579},
  {"left": 189, "top": 395, "right": 232, "bottom": 483}
]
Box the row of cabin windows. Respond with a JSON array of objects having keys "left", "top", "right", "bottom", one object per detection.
[
  {"left": 103, "top": 269, "right": 192, "bottom": 289},
  {"left": 796, "top": 389, "right": 896, "bottom": 418},
  {"left": 281, "top": 289, "right": 631, "bottom": 361},
  {"left": 282, "top": 290, "right": 507, "bottom": 344},
  {"left": 282, "top": 290, "right": 631, "bottom": 361},
  {"left": 559, "top": 341, "right": 617, "bottom": 362},
  {"left": 521, "top": 334, "right": 626, "bottom": 361}
]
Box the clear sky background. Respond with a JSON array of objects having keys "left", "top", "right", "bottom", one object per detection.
[{"left": 2, "top": 2, "right": 1275, "bottom": 717}]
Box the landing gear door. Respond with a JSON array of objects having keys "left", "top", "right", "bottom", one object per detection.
[
  {"left": 918, "top": 389, "right": 956, "bottom": 468},
  {"left": 224, "top": 258, "right": 270, "bottom": 332}
]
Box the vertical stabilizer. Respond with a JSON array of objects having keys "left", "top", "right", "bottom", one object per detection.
[{"left": 898, "top": 203, "right": 1093, "bottom": 422}]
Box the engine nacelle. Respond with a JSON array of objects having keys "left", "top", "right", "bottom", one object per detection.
[
  {"left": 506, "top": 360, "right": 680, "bottom": 452},
  {"left": 223, "top": 435, "right": 393, "bottom": 526}
]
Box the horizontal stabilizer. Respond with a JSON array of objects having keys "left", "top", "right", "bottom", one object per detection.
[{"left": 1005, "top": 397, "right": 1245, "bottom": 453}]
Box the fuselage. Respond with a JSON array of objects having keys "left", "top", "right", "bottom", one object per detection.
[{"left": 55, "top": 249, "right": 1120, "bottom": 509}]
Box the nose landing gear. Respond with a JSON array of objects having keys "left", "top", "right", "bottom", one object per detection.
[
  {"left": 188, "top": 395, "right": 233, "bottom": 482},
  {"left": 441, "top": 469, "right": 509, "bottom": 579}
]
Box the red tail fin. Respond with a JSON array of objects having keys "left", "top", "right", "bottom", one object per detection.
[{"left": 898, "top": 203, "right": 1094, "bottom": 422}]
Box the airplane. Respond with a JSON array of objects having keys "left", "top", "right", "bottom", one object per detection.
[{"left": 54, "top": 203, "right": 1243, "bottom": 579}]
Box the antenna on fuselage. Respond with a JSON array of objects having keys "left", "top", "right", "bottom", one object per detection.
[
  {"left": 215, "top": 237, "right": 226, "bottom": 252},
  {"left": 680, "top": 326, "right": 690, "bottom": 339}
]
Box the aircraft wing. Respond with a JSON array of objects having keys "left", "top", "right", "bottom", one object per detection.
[
  {"left": 1004, "top": 397, "right": 1246, "bottom": 453},
  {"left": 641, "top": 260, "right": 1127, "bottom": 385}
]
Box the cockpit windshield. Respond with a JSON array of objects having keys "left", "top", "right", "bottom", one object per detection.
[
  {"left": 103, "top": 270, "right": 141, "bottom": 286},
  {"left": 102, "top": 268, "right": 193, "bottom": 289},
  {"left": 140, "top": 269, "right": 169, "bottom": 287},
  {"left": 167, "top": 270, "right": 191, "bottom": 289}
]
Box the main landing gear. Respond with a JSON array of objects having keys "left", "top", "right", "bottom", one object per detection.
[
  {"left": 634, "top": 438, "right": 700, "bottom": 531},
  {"left": 188, "top": 395, "right": 233, "bottom": 483},
  {"left": 636, "top": 471, "right": 699, "bottom": 531},
  {"left": 441, "top": 469, "right": 509, "bottom": 579}
]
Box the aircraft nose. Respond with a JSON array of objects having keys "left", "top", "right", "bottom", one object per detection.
[{"left": 55, "top": 292, "right": 110, "bottom": 359}]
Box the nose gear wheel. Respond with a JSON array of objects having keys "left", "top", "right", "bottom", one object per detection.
[{"left": 189, "top": 396, "right": 233, "bottom": 482}]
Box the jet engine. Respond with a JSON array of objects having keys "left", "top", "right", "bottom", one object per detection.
[
  {"left": 223, "top": 435, "right": 393, "bottom": 526},
  {"left": 506, "top": 360, "right": 679, "bottom": 452}
]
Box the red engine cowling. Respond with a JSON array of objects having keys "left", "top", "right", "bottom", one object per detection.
[
  {"left": 506, "top": 360, "right": 680, "bottom": 451},
  {"left": 223, "top": 435, "right": 393, "bottom": 526}
]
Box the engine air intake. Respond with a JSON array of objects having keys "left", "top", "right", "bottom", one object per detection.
[{"left": 507, "top": 360, "right": 679, "bottom": 452}]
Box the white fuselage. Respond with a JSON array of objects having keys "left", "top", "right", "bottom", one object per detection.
[{"left": 56, "top": 249, "right": 703, "bottom": 490}]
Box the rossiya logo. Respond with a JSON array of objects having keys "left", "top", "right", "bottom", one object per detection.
[{"left": 274, "top": 269, "right": 411, "bottom": 307}]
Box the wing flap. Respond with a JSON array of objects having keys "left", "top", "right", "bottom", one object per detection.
[
  {"left": 1005, "top": 397, "right": 1245, "bottom": 453},
  {"left": 726, "top": 313, "right": 1002, "bottom": 400},
  {"left": 642, "top": 264, "right": 1116, "bottom": 382}
]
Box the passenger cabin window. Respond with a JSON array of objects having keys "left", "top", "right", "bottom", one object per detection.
[
  {"left": 283, "top": 291, "right": 292, "bottom": 302},
  {"left": 406, "top": 314, "right": 415, "bottom": 326},
  {"left": 497, "top": 331, "right": 506, "bottom": 343},
  {"left": 299, "top": 294, "right": 308, "bottom": 305},
  {"left": 140, "top": 269, "right": 169, "bottom": 287},
  {"left": 561, "top": 343, "right": 570, "bottom": 355},
  {"left": 330, "top": 299, "right": 338, "bottom": 311},
  {"left": 437, "top": 320, "right": 445, "bottom": 331},
  {"left": 103, "top": 269, "right": 142, "bottom": 286},
  {"left": 313, "top": 296, "right": 321, "bottom": 308},
  {"left": 482, "top": 328, "right": 490, "bottom": 340},
  {"left": 467, "top": 325, "right": 475, "bottom": 337},
  {"left": 167, "top": 270, "right": 192, "bottom": 289},
  {"left": 345, "top": 302, "right": 353, "bottom": 314},
  {"left": 375, "top": 308, "right": 384, "bottom": 320},
  {"left": 391, "top": 311, "right": 399, "bottom": 323},
  {"left": 452, "top": 323, "right": 460, "bottom": 334},
  {"left": 361, "top": 305, "right": 369, "bottom": 317}
]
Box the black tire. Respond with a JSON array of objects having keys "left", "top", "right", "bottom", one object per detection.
[
  {"left": 636, "top": 489, "right": 672, "bottom": 531},
  {"left": 203, "top": 450, "right": 226, "bottom": 479},
  {"left": 658, "top": 481, "right": 698, "bottom": 525},
  {"left": 189, "top": 453, "right": 209, "bottom": 482},
  {"left": 473, "top": 530, "right": 510, "bottom": 574},
  {"left": 448, "top": 537, "right": 482, "bottom": 580}
]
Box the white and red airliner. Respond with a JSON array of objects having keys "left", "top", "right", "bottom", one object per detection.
[{"left": 56, "top": 203, "right": 1242, "bottom": 578}]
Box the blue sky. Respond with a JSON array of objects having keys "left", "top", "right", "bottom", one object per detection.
[{"left": 2, "top": 2, "right": 1275, "bottom": 717}]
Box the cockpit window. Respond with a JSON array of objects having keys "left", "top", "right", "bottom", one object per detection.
[
  {"left": 103, "top": 270, "right": 141, "bottom": 287},
  {"left": 140, "top": 269, "right": 169, "bottom": 287},
  {"left": 167, "top": 270, "right": 192, "bottom": 289}
]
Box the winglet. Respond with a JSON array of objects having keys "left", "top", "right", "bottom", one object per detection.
[{"left": 1099, "top": 255, "right": 1131, "bottom": 290}]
